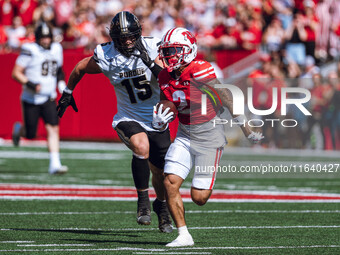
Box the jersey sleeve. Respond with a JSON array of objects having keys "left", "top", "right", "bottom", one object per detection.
[
  {"left": 143, "top": 36, "right": 161, "bottom": 61},
  {"left": 15, "top": 43, "right": 33, "bottom": 68},
  {"left": 93, "top": 44, "right": 109, "bottom": 72},
  {"left": 191, "top": 61, "right": 217, "bottom": 83},
  {"left": 54, "top": 42, "right": 63, "bottom": 67},
  {"left": 157, "top": 70, "right": 172, "bottom": 101}
]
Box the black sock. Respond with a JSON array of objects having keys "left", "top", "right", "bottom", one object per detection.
[
  {"left": 137, "top": 190, "right": 150, "bottom": 209},
  {"left": 132, "top": 156, "right": 150, "bottom": 190}
]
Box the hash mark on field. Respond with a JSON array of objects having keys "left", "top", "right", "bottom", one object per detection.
[
  {"left": 0, "top": 241, "right": 35, "bottom": 243},
  {"left": 1, "top": 209, "right": 340, "bottom": 216},
  {"left": 17, "top": 244, "right": 94, "bottom": 247},
  {"left": 134, "top": 253, "right": 212, "bottom": 254}
]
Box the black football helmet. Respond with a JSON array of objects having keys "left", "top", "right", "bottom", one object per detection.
[
  {"left": 35, "top": 22, "right": 53, "bottom": 49},
  {"left": 109, "top": 11, "right": 142, "bottom": 56}
]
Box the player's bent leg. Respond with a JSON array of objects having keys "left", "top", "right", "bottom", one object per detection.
[
  {"left": 191, "top": 188, "right": 212, "bottom": 206},
  {"left": 115, "top": 121, "right": 153, "bottom": 225},
  {"left": 190, "top": 147, "right": 223, "bottom": 204},
  {"left": 45, "top": 124, "right": 68, "bottom": 175},
  {"left": 129, "top": 132, "right": 152, "bottom": 225},
  {"left": 149, "top": 162, "right": 165, "bottom": 200},
  {"left": 164, "top": 174, "right": 185, "bottom": 227},
  {"left": 12, "top": 122, "right": 23, "bottom": 147},
  {"left": 130, "top": 132, "right": 150, "bottom": 159},
  {"left": 164, "top": 175, "right": 194, "bottom": 247},
  {"left": 149, "top": 162, "right": 173, "bottom": 233},
  {"left": 164, "top": 174, "right": 193, "bottom": 247}
]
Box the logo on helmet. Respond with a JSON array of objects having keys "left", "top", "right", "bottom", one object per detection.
[{"left": 182, "top": 31, "right": 196, "bottom": 44}]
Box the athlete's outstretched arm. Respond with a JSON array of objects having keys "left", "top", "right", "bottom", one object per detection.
[
  {"left": 67, "top": 56, "right": 102, "bottom": 90},
  {"left": 57, "top": 57, "right": 102, "bottom": 117},
  {"left": 209, "top": 79, "right": 263, "bottom": 143}
]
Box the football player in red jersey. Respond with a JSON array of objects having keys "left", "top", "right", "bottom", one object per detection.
[{"left": 149, "top": 27, "right": 264, "bottom": 247}]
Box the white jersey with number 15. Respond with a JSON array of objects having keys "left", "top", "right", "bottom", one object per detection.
[{"left": 93, "top": 36, "right": 161, "bottom": 131}]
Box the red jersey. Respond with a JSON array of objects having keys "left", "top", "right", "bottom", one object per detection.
[{"left": 158, "top": 60, "right": 219, "bottom": 125}]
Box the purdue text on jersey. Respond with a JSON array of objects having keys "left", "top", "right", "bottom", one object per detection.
[{"left": 119, "top": 68, "right": 145, "bottom": 78}]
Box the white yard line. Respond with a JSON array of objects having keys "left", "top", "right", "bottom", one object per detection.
[
  {"left": 0, "top": 151, "right": 125, "bottom": 160},
  {"left": 2, "top": 184, "right": 339, "bottom": 197},
  {"left": 1, "top": 209, "right": 339, "bottom": 216},
  {"left": 1, "top": 139, "right": 339, "bottom": 158},
  {"left": 1, "top": 225, "right": 339, "bottom": 232},
  {"left": 0, "top": 245, "right": 339, "bottom": 252},
  {"left": 2, "top": 196, "right": 340, "bottom": 202}
]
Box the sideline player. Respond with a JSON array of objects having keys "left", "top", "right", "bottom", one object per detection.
[
  {"left": 56, "top": 11, "right": 172, "bottom": 232},
  {"left": 150, "top": 27, "right": 264, "bottom": 246},
  {"left": 12, "top": 22, "right": 68, "bottom": 175}
]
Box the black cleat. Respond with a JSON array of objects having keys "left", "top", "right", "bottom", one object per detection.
[
  {"left": 137, "top": 207, "right": 151, "bottom": 225},
  {"left": 153, "top": 198, "right": 173, "bottom": 233},
  {"left": 12, "top": 122, "right": 22, "bottom": 147},
  {"left": 137, "top": 190, "right": 151, "bottom": 225}
]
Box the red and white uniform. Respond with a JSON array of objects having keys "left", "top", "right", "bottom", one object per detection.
[
  {"left": 159, "top": 60, "right": 227, "bottom": 190},
  {"left": 159, "top": 60, "right": 218, "bottom": 125}
]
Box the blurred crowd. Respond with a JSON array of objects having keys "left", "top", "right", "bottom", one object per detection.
[
  {"left": 1, "top": 0, "right": 340, "bottom": 59},
  {"left": 1, "top": 0, "right": 339, "bottom": 150},
  {"left": 246, "top": 56, "right": 340, "bottom": 150}
]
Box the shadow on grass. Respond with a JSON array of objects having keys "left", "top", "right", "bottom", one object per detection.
[
  {"left": 63, "top": 238, "right": 167, "bottom": 246},
  {"left": 7, "top": 228, "right": 168, "bottom": 246}
]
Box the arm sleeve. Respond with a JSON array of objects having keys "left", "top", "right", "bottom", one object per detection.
[
  {"left": 93, "top": 44, "right": 107, "bottom": 72},
  {"left": 15, "top": 44, "right": 33, "bottom": 68},
  {"left": 57, "top": 67, "right": 65, "bottom": 82},
  {"left": 144, "top": 37, "right": 161, "bottom": 61},
  {"left": 192, "top": 61, "right": 217, "bottom": 83}
]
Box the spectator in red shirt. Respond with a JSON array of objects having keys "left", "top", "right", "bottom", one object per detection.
[
  {"left": 0, "top": 0, "right": 15, "bottom": 26},
  {"left": 17, "top": 0, "right": 38, "bottom": 26},
  {"left": 302, "top": 0, "right": 318, "bottom": 58}
]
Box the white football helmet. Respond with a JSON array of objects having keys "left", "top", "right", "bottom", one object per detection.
[{"left": 159, "top": 27, "right": 197, "bottom": 72}]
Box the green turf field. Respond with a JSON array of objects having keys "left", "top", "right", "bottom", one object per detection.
[{"left": 0, "top": 142, "right": 339, "bottom": 254}]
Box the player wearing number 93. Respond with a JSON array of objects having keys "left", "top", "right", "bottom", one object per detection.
[
  {"left": 56, "top": 11, "right": 173, "bottom": 233},
  {"left": 11, "top": 22, "right": 68, "bottom": 175}
]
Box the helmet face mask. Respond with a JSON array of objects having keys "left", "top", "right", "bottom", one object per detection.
[
  {"left": 109, "top": 11, "right": 142, "bottom": 56},
  {"left": 159, "top": 28, "right": 197, "bottom": 72},
  {"left": 160, "top": 45, "right": 185, "bottom": 70}
]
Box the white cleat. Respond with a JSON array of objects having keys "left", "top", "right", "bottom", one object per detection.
[
  {"left": 49, "top": 165, "right": 68, "bottom": 175},
  {"left": 166, "top": 234, "right": 194, "bottom": 247}
]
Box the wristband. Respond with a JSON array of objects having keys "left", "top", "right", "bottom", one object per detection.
[
  {"left": 232, "top": 115, "right": 248, "bottom": 126},
  {"left": 25, "top": 81, "right": 38, "bottom": 90},
  {"left": 58, "top": 80, "right": 66, "bottom": 94},
  {"left": 63, "top": 87, "right": 73, "bottom": 94}
]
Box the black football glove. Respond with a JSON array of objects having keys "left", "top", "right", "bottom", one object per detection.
[
  {"left": 133, "top": 39, "right": 153, "bottom": 68},
  {"left": 133, "top": 39, "right": 163, "bottom": 77},
  {"left": 26, "top": 81, "right": 38, "bottom": 91},
  {"left": 56, "top": 91, "right": 78, "bottom": 118}
]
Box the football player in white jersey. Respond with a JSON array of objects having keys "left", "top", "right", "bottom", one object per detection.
[
  {"left": 56, "top": 11, "right": 173, "bottom": 232},
  {"left": 12, "top": 22, "right": 68, "bottom": 175}
]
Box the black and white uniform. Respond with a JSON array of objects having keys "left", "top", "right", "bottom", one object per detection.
[
  {"left": 93, "top": 37, "right": 170, "bottom": 168},
  {"left": 15, "top": 42, "right": 63, "bottom": 138}
]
